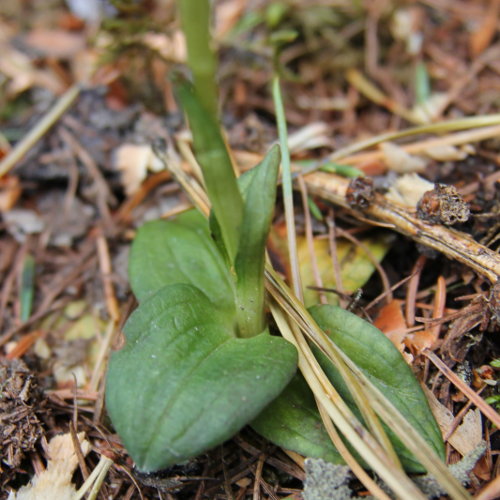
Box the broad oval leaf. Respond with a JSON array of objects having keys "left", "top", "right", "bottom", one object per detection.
[
  {"left": 129, "top": 210, "right": 235, "bottom": 317},
  {"left": 309, "top": 304, "right": 444, "bottom": 471},
  {"left": 253, "top": 306, "right": 444, "bottom": 473},
  {"left": 106, "top": 284, "right": 297, "bottom": 472}
]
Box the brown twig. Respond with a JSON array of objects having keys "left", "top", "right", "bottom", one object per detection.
[
  {"left": 252, "top": 454, "right": 265, "bottom": 500},
  {"left": 304, "top": 171, "right": 500, "bottom": 284},
  {"left": 430, "top": 275, "right": 447, "bottom": 342},
  {"left": 423, "top": 349, "right": 500, "bottom": 429},
  {"left": 405, "top": 255, "right": 427, "bottom": 327}
]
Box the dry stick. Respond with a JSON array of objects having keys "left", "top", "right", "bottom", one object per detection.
[
  {"left": 423, "top": 349, "right": 500, "bottom": 429},
  {"left": 115, "top": 465, "right": 145, "bottom": 500},
  {"left": 304, "top": 171, "right": 500, "bottom": 284},
  {"left": 220, "top": 447, "right": 235, "bottom": 500},
  {"left": 347, "top": 68, "right": 419, "bottom": 125},
  {"left": 69, "top": 421, "right": 90, "bottom": 481},
  {"left": 431, "top": 275, "right": 447, "bottom": 341},
  {"left": 459, "top": 169, "right": 500, "bottom": 197},
  {"left": 0, "top": 84, "right": 81, "bottom": 177},
  {"left": 115, "top": 170, "right": 172, "bottom": 223},
  {"left": 0, "top": 241, "right": 27, "bottom": 331},
  {"left": 96, "top": 232, "right": 120, "bottom": 324},
  {"left": 405, "top": 255, "right": 427, "bottom": 327},
  {"left": 252, "top": 454, "right": 265, "bottom": 500},
  {"left": 434, "top": 44, "right": 500, "bottom": 119}
]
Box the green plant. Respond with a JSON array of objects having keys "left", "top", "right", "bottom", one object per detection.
[
  {"left": 105, "top": 85, "right": 298, "bottom": 470},
  {"left": 105, "top": 0, "right": 446, "bottom": 485}
]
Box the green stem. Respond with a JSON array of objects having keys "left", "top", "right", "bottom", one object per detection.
[
  {"left": 272, "top": 76, "right": 303, "bottom": 301},
  {"left": 178, "top": 0, "right": 219, "bottom": 120},
  {"left": 177, "top": 0, "right": 243, "bottom": 263}
]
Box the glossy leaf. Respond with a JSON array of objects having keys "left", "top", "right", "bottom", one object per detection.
[
  {"left": 255, "top": 306, "right": 444, "bottom": 472},
  {"left": 106, "top": 284, "right": 297, "bottom": 472},
  {"left": 234, "top": 144, "right": 281, "bottom": 337},
  {"left": 129, "top": 210, "right": 236, "bottom": 319}
]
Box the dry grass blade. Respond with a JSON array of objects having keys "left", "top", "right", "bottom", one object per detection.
[
  {"left": 335, "top": 347, "right": 471, "bottom": 500},
  {"left": 155, "top": 140, "right": 210, "bottom": 217},
  {"left": 273, "top": 76, "right": 303, "bottom": 301},
  {"left": 74, "top": 455, "right": 114, "bottom": 500},
  {"left": 315, "top": 402, "right": 393, "bottom": 500},
  {"left": 0, "top": 84, "right": 81, "bottom": 177},
  {"left": 271, "top": 304, "right": 395, "bottom": 500},
  {"left": 266, "top": 267, "right": 472, "bottom": 500},
  {"left": 325, "top": 113, "right": 500, "bottom": 167},
  {"left": 269, "top": 301, "right": 428, "bottom": 500},
  {"left": 336, "top": 123, "right": 500, "bottom": 168}
]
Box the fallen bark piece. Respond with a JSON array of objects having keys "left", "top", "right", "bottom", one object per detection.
[{"left": 303, "top": 171, "right": 500, "bottom": 284}]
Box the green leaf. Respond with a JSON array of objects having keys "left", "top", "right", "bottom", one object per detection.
[
  {"left": 106, "top": 284, "right": 297, "bottom": 472},
  {"left": 176, "top": 80, "right": 244, "bottom": 262},
  {"left": 252, "top": 374, "right": 343, "bottom": 464},
  {"left": 234, "top": 145, "right": 281, "bottom": 337},
  {"left": 254, "top": 306, "right": 444, "bottom": 472},
  {"left": 311, "top": 305, "right": 445, "bottom": 471},
  {"left": 129, "top": 210, "right": 236, "bottom": 319}
]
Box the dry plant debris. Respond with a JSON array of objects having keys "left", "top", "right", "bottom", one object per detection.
[
  {"left": 7, "top": 432, "right": 90, "bottom": 500},
  {"left": 0, "top": 0, "right": 499, "bottom": 498}
]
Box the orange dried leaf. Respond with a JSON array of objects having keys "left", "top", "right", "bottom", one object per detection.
[
  {"left": 0, "top": 175, "right": 21, "bottom": 211},
  {"left": 469, "top": 0, "right": 500, "bottom": 57},
  {"left": 405, "top": 329, "right": 437, "bottom": 355},
  {"left": 374, "top": 299, "right": 407, "bottom": 352}
]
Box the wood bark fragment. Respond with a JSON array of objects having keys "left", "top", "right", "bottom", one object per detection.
[{"left": 303, "top": 171, "right": 500, "bottom": 285}]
